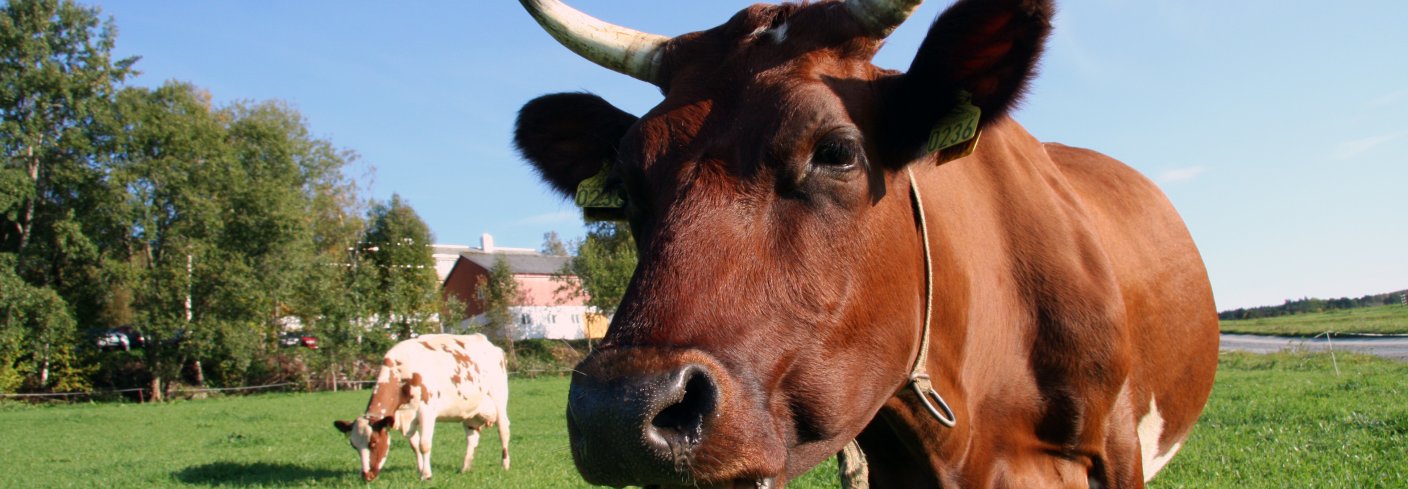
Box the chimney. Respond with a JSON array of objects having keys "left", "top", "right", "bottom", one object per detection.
[{"left": 481, "top": 233, "right": 495, "bottom": 253}]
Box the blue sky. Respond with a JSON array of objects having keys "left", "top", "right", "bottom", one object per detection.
[{"left": 95, "top": 1, "right": 1406, "bottom": 310}]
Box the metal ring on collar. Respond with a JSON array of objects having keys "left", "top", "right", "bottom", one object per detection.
[{"left": 910, "top": 376, "right": 957, "bottom": 428}]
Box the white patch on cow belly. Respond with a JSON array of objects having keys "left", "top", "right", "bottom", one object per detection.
[
  {"left": 1145, "top": 440, "right": 1181, "bottom": 482},
  {"left": 1137, "top": 398, "right": 1182, "bottom": 481}
]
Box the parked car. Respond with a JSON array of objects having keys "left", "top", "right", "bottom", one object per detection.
[
  {"left": 279, "top": 333, "right": 318, "bottom": 349},
  {"left": 94, "top": 326, "right": 146, "bottom": 351}
]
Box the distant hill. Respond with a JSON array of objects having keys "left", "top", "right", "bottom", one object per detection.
[
  {"left": 1220, "top": 290, "right": 1407, "bottom": 320},
  {"left": 1219, "top": 304, "right": 1408, "bottom": 336}
]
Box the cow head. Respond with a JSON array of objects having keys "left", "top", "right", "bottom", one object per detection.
[
  {"left": 514, "top": 0, "right": 1051, "bottom": 486},
  {"left": 333, "top": 416, "right": 395, "bottom": 481}
]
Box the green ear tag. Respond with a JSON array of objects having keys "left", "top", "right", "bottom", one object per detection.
[
  {"left": 924, "top": 92, "right": 982, "bottom": 162},
  {"left": 575, "top": 164, "right": 625, "bottom": 213}
]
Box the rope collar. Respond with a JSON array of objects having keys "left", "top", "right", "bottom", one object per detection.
[
  {"left": 839, "top": 99, "right": 978, "bottom": 487},
  {"left": 838, "top": 169, "right": 960, "bottom": 489},
  {"left": 904, "top": 168, "right": 957, "bottom": 428}
]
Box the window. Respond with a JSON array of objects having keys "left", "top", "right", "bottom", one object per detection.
[{"left": 521, "top": 314, "right": 530, "bottom": 325}]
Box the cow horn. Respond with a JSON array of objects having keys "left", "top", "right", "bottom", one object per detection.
[
  {"left": 844, "top": 0, "right": 924, "bottom": 37},
  {"left": 518, "top": 0, "right": 669, "bottom": 84}
]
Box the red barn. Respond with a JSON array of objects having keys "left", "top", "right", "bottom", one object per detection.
[{"left": 441, "top": 234, "right": 606, "bottom": 339}]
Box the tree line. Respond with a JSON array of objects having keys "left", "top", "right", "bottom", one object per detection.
[
  {"left": 0, "top": 0, "right": 446, "bottom": 400},
  {"left": 1218, "top": 290, "right": 1407, "bottom": 321}
]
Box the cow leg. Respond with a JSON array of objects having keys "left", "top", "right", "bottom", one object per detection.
[
  {"left": 497, "top": 401, "right": 511, "bottom": 470},
  {"left": 462, "top": 424, "right": 482, "bottom": 472},
  {"left": 1097, "top": 385, "right": 1146, "bottom": 488},
  {"left": 406, "top": 424, "right": 426, "bottom": 477},
  {"left": 417, "top": 415, "right": 437, "bottom": 480}
]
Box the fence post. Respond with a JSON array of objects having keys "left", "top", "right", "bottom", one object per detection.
[{"left": 1319, "top": 331, "right": 1340, "bottom": 377}]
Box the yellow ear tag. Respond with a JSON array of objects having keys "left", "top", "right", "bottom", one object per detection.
[
  {"left": 924, "top": 91, "right": 982, "bottom": 164},
  {"left": 575, "top": 163, "right": 625, "bottom": 215}
]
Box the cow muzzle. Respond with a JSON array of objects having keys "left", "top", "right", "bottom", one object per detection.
[{"left": 567, "top": 348, "right": 784, "bottom": 486}]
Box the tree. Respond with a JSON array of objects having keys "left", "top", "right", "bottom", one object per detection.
[
  {"left": 1, "top": 2, "right": 382, "bottom": 397},
  {"left": 563, "top": 221, "right": 637, "bottom": 316},
  {"left": 220, "top": 99, "right": 367, "bottom": 392},
  {"left": 438, "top": 294, "right": 470, "bottom": 334},
  {"left": 2, "top": 0, "right": 140, "bottom": 360},
  {"left": 108, "top": 83, "right": 367, "bottom": 397},
  {"left": 478, "top": 255, "right": 522, "bottom": 355},
  {"left": 541, "top": 231, "right": 568, "bottom": 256},
  {"left": 0, "top": 253, "right": 84, "bottom": 392},
  {"left": 362, "top": 194, "right": 439, "bottom": 342},
  {"left": 109, "top": 82, "right": 230, "bottom": 400},
  {"left": 1, "top": 0, "right": 136, "bottom": 257},
  {"left": 296, "top": 237, "right": 376, "bottom": 392},
  {"left": 293, "top": 120, "right": 368, "bottom": 389}
]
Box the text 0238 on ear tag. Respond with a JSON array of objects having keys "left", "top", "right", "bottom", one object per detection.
[
  {"left": 575, "top": 165, "right": 625, "bottom": 214},
  {"left": 925, "top": 92, "right": 982, "bottom": 163}
]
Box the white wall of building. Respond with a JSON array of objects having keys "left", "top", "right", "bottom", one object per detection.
[{"left": 462, "top": 305, "right": 593, "bottom": 340}]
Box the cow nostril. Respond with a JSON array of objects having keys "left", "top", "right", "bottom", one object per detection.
[{"left": 649, "top": 367, "right": 717, "bottom": 449}]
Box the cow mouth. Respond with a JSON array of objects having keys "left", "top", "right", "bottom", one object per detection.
[{"left": 648, "top": 476, "right": 778, "bottom": 489}]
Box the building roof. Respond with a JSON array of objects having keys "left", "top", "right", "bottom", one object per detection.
[
  {"left": 432, "top": 244, "right": 471, "bottom": 255},
  {"left": 461, "top": 250, "right": 573, "bottom": 276},
  {"left": 431, "top": 244, "right": 472, "bottom": 282}
]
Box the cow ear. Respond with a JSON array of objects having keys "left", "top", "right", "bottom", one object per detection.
[
  {"left": 514, "top": 92, "right": 638, "bottom": 198},
  {"left": 880, "top": 0, "right": 1053, "bottom": 163},
  {"left": 371, "top": 416, "right": 395, "bottom": 431},
  {"left": 334, "top": 420, "right": 354, "bottom": 433}
]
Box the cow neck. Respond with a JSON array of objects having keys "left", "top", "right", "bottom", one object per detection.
[
  {"left": 904, "top": 167, "right": 957, "bottom": 429},
  {"left": 838, "top": 168, "right": 960, "bottom": 489},
  {"left": 364, "top": 366, "right": 404, "bottom": 421}
]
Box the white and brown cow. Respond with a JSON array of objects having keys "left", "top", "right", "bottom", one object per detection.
[{"left": 334, "top": 334, "right": 510, "bottom": 482}]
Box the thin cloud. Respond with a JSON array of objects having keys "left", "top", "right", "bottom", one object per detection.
[
  {"left": 1369, "top": 88, "right": 1408, "bottom": 108},
  {"left": 1157, "top": 166, "right": 1206, "bottom": 184},
  {"left": 1333, "top": 132, "right": 1405, "bottom": 160}
]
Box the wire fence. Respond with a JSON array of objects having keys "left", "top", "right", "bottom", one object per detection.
[
  {"left": 0, "top": 382, "right": 305, "bottom": 401},
  {"left": 0, "top": 387, "right": 148, "bottom": 399},
  {"left": 0, "top": 368, "right": 578, "bottom": 402}
]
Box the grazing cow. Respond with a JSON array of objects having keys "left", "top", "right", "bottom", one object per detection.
[
  {"left": 334, "top": 334, "right": 510, "bottom": 481},
  {"left": 512, "top": 0, "right": 1219, "bottom": 487}
]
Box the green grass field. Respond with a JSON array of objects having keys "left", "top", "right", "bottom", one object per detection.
[
  {"left": 3, "top": 352, "right": 1404, "bottom": 488},
  {"left": 1152, "top": 352, "right": 1408, "bottom": 488},
  {"left": 1220, "top": 304, "right": 1408, "bottom": 336},
  {"left": 0, "top": 375, "right": 839, "bottom": 488}
]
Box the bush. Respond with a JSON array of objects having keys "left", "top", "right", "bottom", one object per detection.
[{"left": 507, "top": 338, "right": 588, "bottom": 377}]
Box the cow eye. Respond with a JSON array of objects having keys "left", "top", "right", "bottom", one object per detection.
[{"left": 810, "top": 131, "right": 862, "bottom": 172}]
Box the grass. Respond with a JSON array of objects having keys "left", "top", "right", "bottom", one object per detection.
[
  {"left": 1220, "top": 304, "right": 1408, "bottom": 336},
  {"left": 3, "top": 352, "right": 1403, "bottom": 488},
  {"left": 1152, "top": 351, "right": 1408, "bottom": 488},
  {"left": 0, "top": 374, "right": 839, "bottom": 488}
]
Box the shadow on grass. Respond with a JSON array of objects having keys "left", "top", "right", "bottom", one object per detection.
[{"left": 174, "top": 462, "right": 344, "bottom": 487}]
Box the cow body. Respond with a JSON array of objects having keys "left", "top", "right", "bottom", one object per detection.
[
  {"left": 335, "top": 334, "right": 510, "bottom": 481},
  {"left": 847, "top": 124, "right": 1218, "bottom": 487},
  {"left": 511, "top": 0, "right": 1217, "bottom": 487}
]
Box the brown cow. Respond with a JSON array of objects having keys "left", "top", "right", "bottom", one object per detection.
[{"left": 512, "top": 0, "right": 1218, "bottom": 487}]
